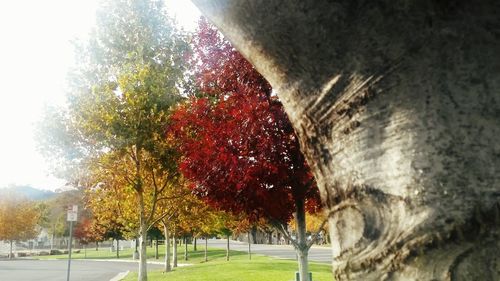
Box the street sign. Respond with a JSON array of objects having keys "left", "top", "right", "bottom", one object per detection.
[{"left": 67, "top": 205, "right": 78, "bottom": 222}]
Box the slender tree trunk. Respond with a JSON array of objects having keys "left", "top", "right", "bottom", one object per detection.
[
  {"left": 9, "top": 240, "right": 13, "bottom": 259},
  {"left": 204, "top": 237, "right": 208, "bottom": 262},
  {"left": 162, "top": 223, "right": 171, "bottom": 272},
  {"left": 95, "top": 241, "right": 98, "bottom": 251},
  {"left": 251, "top": 226, "right": 257, "bottom": 245},
  {"left": 226, "top": 234, "right": 230, "bottom": 261},
  {"left": 154, "top": 238, "right": 159, "bottom": 260},
  {"left": 184, "top": 236, "right": 188, "bottom": 261},
  {"left": 50, "top": 226, "right": 55, "bottom": 250},
  {"left": 193, "top": 237, "right": 197, "bottom": 251},
  {"left": 295, "top": 199, "right": 309, "bottom": 281},
  {"left": 133, "top": 239, "right": 139, "bottom": 260},
  {"left": 192, "top": 1, "right": 500, "bottom": 280},
  {"left": 116, "top": 239, "right": 119, "bottom": 259},
  {"left": 137, "top": 191, "right": 148, "bottom": 281},
  {"left": 248, "top": 231, "right": 252, "bottom": 260},
  {"left": 172, "top": 232, "right": 178, "bottom": 268}
]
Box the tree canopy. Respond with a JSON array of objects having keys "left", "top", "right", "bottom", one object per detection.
[
  {"left": 0, "top": 193, "right": 40, "bottom": 242},
  {"left": 168, "top": 18, "right": 321, "bottom": 224},
  {"left": 168, "top": 19, "right": 323, "bottom": 281},
  {"left": 37, "top": 1, "right": 190, "bottom": 280}
]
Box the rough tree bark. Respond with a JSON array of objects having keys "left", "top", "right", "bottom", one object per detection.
[{"left": 192, "top": 1, "right": 500, "bottom": 280}]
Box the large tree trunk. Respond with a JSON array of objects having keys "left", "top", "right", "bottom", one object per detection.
[{"left": 192, "top": 1, "right": 500, "bottom": 280}]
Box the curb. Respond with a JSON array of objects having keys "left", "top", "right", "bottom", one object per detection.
[
  {"left": 110, "top": 270, "right": 129, "bottom": 281},
  {"left": 83, "top": 259, "right": 192, "bottom": 267}
]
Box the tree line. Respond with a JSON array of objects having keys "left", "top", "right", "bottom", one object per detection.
[{"left": 36, "top": 1, "right": 324, "bottom": 281}]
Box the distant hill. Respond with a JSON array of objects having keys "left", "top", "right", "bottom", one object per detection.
[{"left": 0, "top": 185, "right": 56, "bottom": 200}]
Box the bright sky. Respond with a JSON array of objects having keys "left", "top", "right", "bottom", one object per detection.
[{"left": 0, "top": 0, "right": 200, "bottom": 191}]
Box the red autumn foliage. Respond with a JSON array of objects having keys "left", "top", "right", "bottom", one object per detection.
[
  {"left": 191, "top": 19, "right": 271, "bottom": 99},
  {"left": 168, "top": 18, "right": 320, "bottom": 224},
  {"left": 73, "top": 217, "right": 103, "bottom": 244}
]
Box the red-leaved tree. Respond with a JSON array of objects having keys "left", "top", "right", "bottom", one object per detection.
[
  {"left": 73, "top": 216, "right": 105, "bottom": 255},
  {"left": 168, "top": 18, "right": 322, "bottom": 280}
]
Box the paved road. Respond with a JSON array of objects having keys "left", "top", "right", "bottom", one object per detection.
[
  {"left": 206, "top": 239, "right": 332, "bottom": 263},
  {"left": 0, "top": 259, "right": 162, "bottom": 281}
]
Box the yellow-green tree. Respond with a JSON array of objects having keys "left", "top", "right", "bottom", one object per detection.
[
  {"left": 162, "top": 188, "right": 212, "bottom": 267},
  {"left": 37, "top": 1, "right": 189, "bottom": 280},
  {"left": 84, "top": 149, "right": 183, "bottom": 265},
  {"left": 290, "top": 212, "right": 328, "bottom": 245},
  {"left": 42, "top": 190, "right": 84, "bottom": 250},
  {"left": 0, "top": 193, "right": 40, "bottom": 259}
]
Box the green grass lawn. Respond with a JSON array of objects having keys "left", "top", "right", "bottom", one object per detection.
[
  {"left": 123, "top": 255, "right": 332, "bottom": 281},
  {"left": 42, "top": 242, "right": 333, "bottom": 281},
  {"left": 39, "top": 241, "right": 177, "bottom": 260}
]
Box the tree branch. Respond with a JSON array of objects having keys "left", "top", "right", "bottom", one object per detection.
[
  {"left": 148, "top": 210, "right": 177, "bottom": 231},
  {"left": 271, "top": 220, "right": 299, "bottom": 249},
  {"left": 306, "top": 217, "right": 328, "bottom": 249},
  {"left": 146, "top": 169, "right": 159, "bottom": 226}
]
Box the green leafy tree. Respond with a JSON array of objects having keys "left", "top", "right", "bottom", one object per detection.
[
  {"left": 37, "top": 1, "right": 189, "bottom": 280},
  {"left": 40, "top": 190, "right": 83, "bottom": 250}
]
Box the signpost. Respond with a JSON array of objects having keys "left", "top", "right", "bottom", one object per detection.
[{"left": 66, "top": 205, "right": 78, "bottom": 281}]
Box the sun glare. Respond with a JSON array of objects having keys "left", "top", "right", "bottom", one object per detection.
[{"left": 0, "top": 0, "right": 200, "bottom": 190}]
